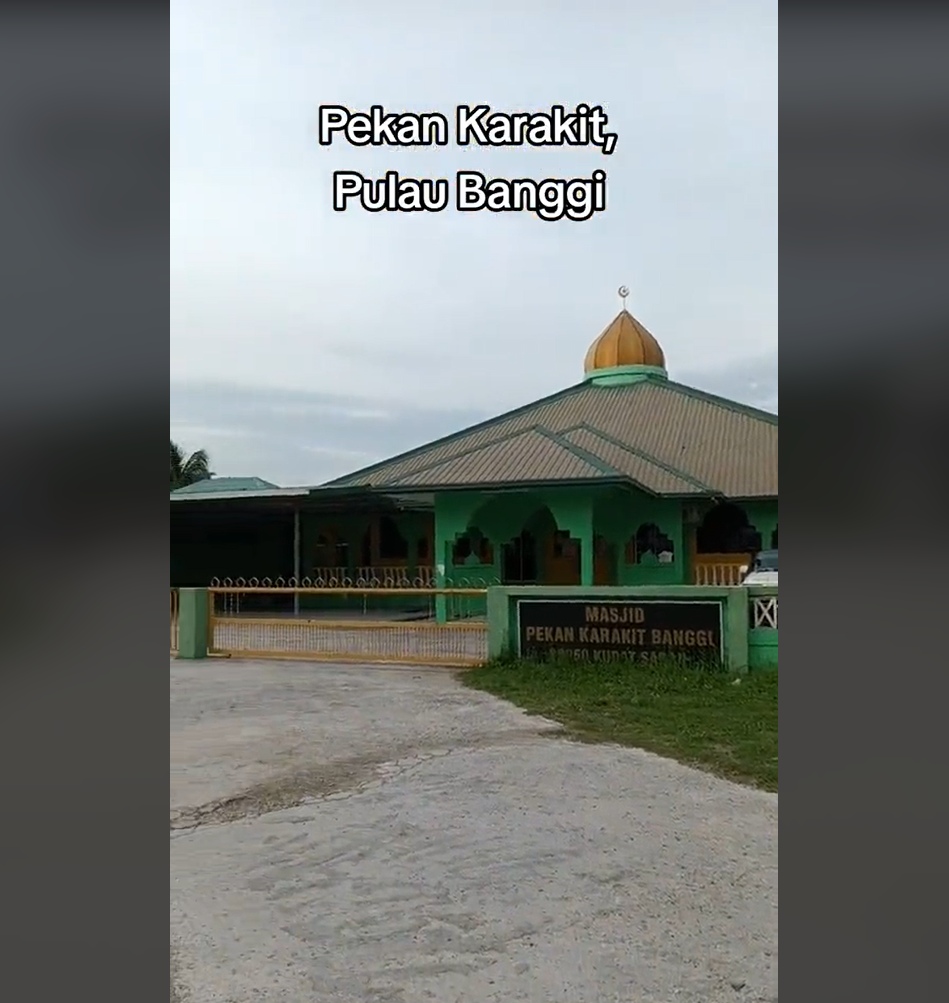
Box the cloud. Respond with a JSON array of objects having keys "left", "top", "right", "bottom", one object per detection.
[
  {"left": 676, "top": 352, "right": 779, "bottom": 413},
  {"left": 170, "top": 381, "right": 489, "bottom": 485},
  {"left": 171, "top": 0, "right": 777, "bottom": 476},
  {"left": 171, "top": 355, "right": 777, "bottom": 486}
]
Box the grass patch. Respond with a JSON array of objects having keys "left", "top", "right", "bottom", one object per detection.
[{"left": 462, "top": 657, "right": 777, "bottom": 791}]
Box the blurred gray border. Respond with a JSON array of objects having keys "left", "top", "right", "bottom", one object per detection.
[
  {"left": 781, "top": 6, "right": 949, "bottom": 998},
  {"left": 3, "top": 4, "right": 948, "bottom": 998},
  {"left": 0, "top": 7, "right": 170, "bottom": 1000}
]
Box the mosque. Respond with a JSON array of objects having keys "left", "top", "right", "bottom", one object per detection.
[{"left": 171, "top": 297, "right": 778, "bottom": 590}]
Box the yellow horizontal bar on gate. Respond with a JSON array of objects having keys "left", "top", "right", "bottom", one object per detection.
[
  {"left": 210, "top": 617, "right": 484, "bottom": 629},
  {"left": 216, "top": 650, "right": 480, "bottom": 665},
  {"left": 208, "top": 587, "right": 487, "bottom": 596}
]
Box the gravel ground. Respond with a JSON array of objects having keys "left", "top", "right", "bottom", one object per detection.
[{"left": 171, "top": 659, "right": 777, "bottom": 1002}]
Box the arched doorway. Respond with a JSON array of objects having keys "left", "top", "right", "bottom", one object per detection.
[
  {"left": 594, "top": 533, "right": 618, "bottom": 585},
  {"left": 502, "top": 529, "right": 539, "bottom": 583},
  {"left": 313, "top": 528, "right": 348, "bottom": 573},
  {"left": 500, "top": 506, "right": 583, "bottom": 585},
  {"left": 546, "top": 528, "right": 581, "bottom": 585}
]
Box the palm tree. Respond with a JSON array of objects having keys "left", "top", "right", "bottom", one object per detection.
[{"left": 170, "top": 440, "right": 212, "bottom": 490}]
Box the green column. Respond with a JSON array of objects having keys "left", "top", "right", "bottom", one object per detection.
[
  {"left": 434, "top": 543, "right": 448, "bottom": 624},
  {"left": 177, "top": 588, "right": 209, "bottom": 659},
  {"left": 486, "top": 586, "right": 512, "bottom": 659},
  {"left": 724, "top": 587, "right": 750, "bottom": 674},
  {"left": 434, "top": 493, "right": 475, "bottom": 623},
  {"left": 579, "top": 518, "right": 595, "bottom": 586},
  {"left": 760, "top": 514, "right": 778, "bottom": 550}
]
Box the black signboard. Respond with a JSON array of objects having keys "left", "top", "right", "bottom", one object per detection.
[{"left": 516, "top": 598, "right": 723, "bottom": 664}]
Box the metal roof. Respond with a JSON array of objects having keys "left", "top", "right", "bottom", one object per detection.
[
  {"left": 391, "top": 428, "right": 606, "bottom": 487},
  {"left": 170, "top": 487, "right": 310, "bottom": 502},
  {"left": 326, "top": 376, "right": 777, "bottom": 499},
  {"left": 171, "top": 476, "right": 280, "bottom": 496},
  {"left": 169, "top": 483, "right": 434, "bottom": 512}
]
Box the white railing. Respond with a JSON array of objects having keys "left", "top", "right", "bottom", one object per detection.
[
  {"left": 693, "top": 561, "right": 747, "bottom": 586},
  {"left": 750, "top": 595, "right": 778, "bottom": 629}
]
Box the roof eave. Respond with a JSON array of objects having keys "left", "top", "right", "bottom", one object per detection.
[
  {"left": 170, "top": 487, "right": 311, "bottom": 501},
  {"left": 379, "top": 476, "right": 721, "bottom": 497},
  {"left": 170, "top": 485, "right": 437, "bottom": 512},
  {"left": 720, "top": 493, "right": 779, "bottom": 503},
  {"left": 383, "top": 476, "right": 629, "bottom": 494}
]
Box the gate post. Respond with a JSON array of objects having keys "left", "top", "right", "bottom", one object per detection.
[
  {"left": 724, "top": 587, "right": 750, "bottom": 674},
  {"left": 486, "top": 586, "right": 513, "bottom": 660},
  {"left": 177, "top": 588, "right": 209, "bottom": 659}
]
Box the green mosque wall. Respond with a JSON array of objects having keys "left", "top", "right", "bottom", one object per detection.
[
  {"left": 172, "top": 488, "right": 777, "bottom": 622},
  {"left": 434, "top": 485, "right": 691, "bottom": 587}
]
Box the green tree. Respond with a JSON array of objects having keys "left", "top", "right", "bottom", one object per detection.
[{"left": 170, "top": 440, "right": 212, "bottom": 490}]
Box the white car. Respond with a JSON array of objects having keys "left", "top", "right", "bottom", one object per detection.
[{"left": 740, "top": 549, "right": 778, "bottom": 586}]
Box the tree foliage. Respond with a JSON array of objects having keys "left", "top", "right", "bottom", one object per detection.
[{"left": 170, "top": 440, "right": 211, "bottom": 490}]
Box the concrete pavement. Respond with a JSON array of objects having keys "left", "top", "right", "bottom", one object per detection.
[{"left": 171, "top": 659, "right": 777, "bottom": 1002}]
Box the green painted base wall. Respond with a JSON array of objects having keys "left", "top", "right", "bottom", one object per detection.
[
  {"left": 749, "top": 628, "right": 779, "bottom": 670},
  {"left": 177, "top": 588, "right": 209, "bottom": 659},
  {"left": 176, "top": 583, "right": 777, "bottom": 669}
]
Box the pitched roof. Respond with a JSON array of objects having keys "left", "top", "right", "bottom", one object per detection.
[
  {"left": 171, "top": 476, "right": 279, "bottom": 496},
  {"left": 558, "top": 427, "right": 709, "bottom": 495},
  {"left": 391, "top": 428, "right": 607, "bottom": 487},
  {"left": 326, "top": 376, "right": 778, "bottom": 498}
]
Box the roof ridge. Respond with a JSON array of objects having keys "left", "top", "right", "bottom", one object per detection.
[
  {"left": 385, "top": 424, "right": 558, "bottom": 485},
  {"left": 656, "top": 375, "right": 778, "bottom": 423},
  {"left": 563, "top": 423, "right": 717, "bottom": 494},
  {"left": 537, "top": 427, "right": 624, "bottom": 478},
  {"left": 323, "top": 381, "right": 590, "bottom": 486}
]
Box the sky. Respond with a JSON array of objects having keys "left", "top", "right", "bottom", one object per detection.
[{"left": 171, "top": 0, "right": 777, "bottom": 486}]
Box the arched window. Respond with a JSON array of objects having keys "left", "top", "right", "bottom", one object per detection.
[
  {"left": 452, "top": 535, "right": 472, "bottom": 562},
  {"left": 452, "top": 527, "right": 493, "bottom": 565},
  {"left": 696, "top": 504, "right": 761, "bottom": 554},
  {"left": 502, "top": 529, "right": 537, "bottom": 584},
  {"left": 625, "top": 522, "right": 675, "bottom": 564},
  {"left": 378, "top": 516, "right": 409, "bottom": 560},
  {"left": 552, "top": 530, "right": 579, "bottom": 559},
  {"left": 314, "top": 533, "right": 334, "bottom": 566},
  {"left": 314, "top": 531, "right": 347, "bottom": 568}
]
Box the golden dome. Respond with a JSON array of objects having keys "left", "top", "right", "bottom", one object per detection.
[{"left": 584, "top": 309, "right": 666, "bottom": 373}]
